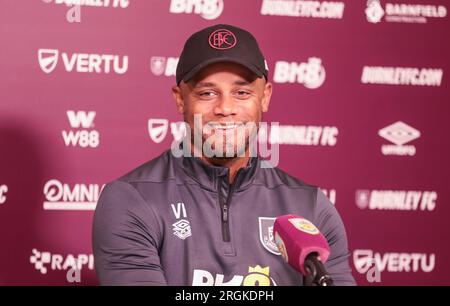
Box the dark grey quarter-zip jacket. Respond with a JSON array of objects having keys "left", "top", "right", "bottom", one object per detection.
[{"left": 93, "top": 149, "right": 356, "bottom": 286}]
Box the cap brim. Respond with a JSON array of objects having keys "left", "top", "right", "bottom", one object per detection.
[{"left": 180, "top": 57, "right": 264, "bottom": 85}]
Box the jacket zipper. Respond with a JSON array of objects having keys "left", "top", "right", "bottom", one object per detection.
[{"left": 218, "top": 180, "right": 236, "bottom": 243}]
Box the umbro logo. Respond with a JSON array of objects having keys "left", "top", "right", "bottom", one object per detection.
[
  {"left": 171, "top": 202, "right": 192, "bottom": 240},
  {"left": 378, "top": 121, "right": 420, "bottom": 156}
]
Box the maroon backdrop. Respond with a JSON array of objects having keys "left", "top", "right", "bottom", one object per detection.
[{"left": 0, "top": 0, "right": 449, "bottom": 285}]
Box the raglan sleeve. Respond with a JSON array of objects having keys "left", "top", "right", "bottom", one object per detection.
[
  {"left": 314, "top": 188, "right": 356, "bottom": 286},
  {"left": 92, "top": 180, "right": 167, "bottom": 285}
]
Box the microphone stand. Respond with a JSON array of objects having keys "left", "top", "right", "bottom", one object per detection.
[{"left": 303, "top": 253, "right": 334, "bottom": 286}]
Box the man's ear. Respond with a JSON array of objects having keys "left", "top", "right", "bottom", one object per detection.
[
  {"left": 171, "top": 85, "right": 185, "bottom": 114},
  {"left": 261, "top": 81, "right": 273, "bottom": 113}
]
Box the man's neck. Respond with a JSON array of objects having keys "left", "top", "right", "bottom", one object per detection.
[
  {"left": 199, "top": 154, "right": 251, "bottom": 184},
  {"left": 188, "top": 142, "right": 250, "bottom": 184}
]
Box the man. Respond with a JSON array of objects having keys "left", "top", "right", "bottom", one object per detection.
[{"left": 93, "top": 24, "right": 355, "bottom": 286}]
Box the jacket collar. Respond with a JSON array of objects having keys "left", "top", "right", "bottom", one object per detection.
[{"left": 173, "top": 144, "right": 260, "bottom": 192}]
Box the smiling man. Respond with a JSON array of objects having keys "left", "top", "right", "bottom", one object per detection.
[
  {"left": 172, "top": 60, "right": 271, "bottom": 184},
  {"left": 93, "top": 24, "right": 355, "bottom": 286}
]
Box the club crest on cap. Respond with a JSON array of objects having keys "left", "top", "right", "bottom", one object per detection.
[{"left": 208, "top": 29, "right": 237, "bottom": 50}]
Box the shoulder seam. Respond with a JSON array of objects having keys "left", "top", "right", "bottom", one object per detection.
[{"left": 248, "top": 182, "right": 318, "bottom": 191}]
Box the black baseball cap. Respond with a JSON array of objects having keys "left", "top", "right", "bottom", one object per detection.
[{"left": 176, "top": 24, "right": 268, "bottom": 85}]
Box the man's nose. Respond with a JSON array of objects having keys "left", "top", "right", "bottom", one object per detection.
[{"left": 213, "top": 94, "right": 237, "bottom": 117}]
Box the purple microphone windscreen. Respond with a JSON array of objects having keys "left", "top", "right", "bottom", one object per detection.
[{"left": 273, "top": 214, "right": 330, "bottom": 275}]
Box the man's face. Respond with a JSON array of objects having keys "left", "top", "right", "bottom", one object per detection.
[{"left": 172, "top": 62, "right": 272, "bottom": 158}]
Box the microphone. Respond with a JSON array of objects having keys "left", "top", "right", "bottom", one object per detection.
[{"left": 273, "top": 214, "right": 334, "bottom": 286}]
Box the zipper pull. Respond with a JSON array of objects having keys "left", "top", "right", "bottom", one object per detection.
[{"left": 222, "top": 204, "right": 228, "bottom": 222}]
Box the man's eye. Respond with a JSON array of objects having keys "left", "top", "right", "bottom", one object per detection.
[
  {"left": 235, "top": 90, "right": 250, "bottom": 97},
  {"left": 198, "top": 91, "right": 215, "bottom": 97}
]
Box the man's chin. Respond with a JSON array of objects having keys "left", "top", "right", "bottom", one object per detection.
[{"left": 202, "top": 143, "right": 248, "bottom": 159}]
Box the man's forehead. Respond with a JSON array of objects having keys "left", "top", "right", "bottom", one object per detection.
[
  {"left": 192, "top": 79, "right": 254, "bottom": 88},
  {"left": 188, "top": 63, "right": 259, "bottom": 87}
]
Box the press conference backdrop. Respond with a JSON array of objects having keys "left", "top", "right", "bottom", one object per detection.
[{"left": 0, "top": 0, "right": 449, "bottom": 286}]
